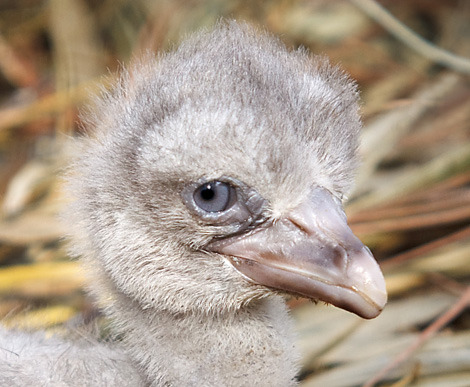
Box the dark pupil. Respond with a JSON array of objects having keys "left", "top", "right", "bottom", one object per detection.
[{"left": 200, "top": 184, "right": 215, "bottom": 201}]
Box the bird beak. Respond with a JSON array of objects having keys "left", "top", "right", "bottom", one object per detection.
[{"left": 210, "top": 187, "right": 387, "bottom": 319}]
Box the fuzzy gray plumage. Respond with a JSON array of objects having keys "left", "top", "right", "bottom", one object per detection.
[{"left": 0, "top": 21, "right": 365, "bottom": 386}]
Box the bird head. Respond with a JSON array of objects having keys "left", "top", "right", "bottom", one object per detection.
[{"left": 67, "top": 21, "right": 386, "bottom": 319}]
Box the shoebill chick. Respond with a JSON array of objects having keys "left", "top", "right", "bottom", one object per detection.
[{"left": 0, "top": 21, "right": 386, "bottom": 386}]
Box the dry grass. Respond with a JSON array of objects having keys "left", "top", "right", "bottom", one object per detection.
[{"left": 0, "top": 1, "right": 468, "bottom": 385}]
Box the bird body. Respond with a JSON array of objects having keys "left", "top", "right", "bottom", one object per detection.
[
  {"left": 0, "top": 21, "right": 386, "bottom": 386},
  {"left": 0, "top": 327, "right": 143, "bottom": 386}
]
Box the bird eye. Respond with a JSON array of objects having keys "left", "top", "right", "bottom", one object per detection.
[{"left": 193, "top": 181, "right": 237, "bottom": 213}]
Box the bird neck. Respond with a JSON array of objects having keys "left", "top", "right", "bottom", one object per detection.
[{"left": 109, "top": 293, "right": 299, "bottom": 386}]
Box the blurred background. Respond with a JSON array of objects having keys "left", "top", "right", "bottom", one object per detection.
[{"left": 0, "top": 0, "right": 469, "bottom": 386}]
